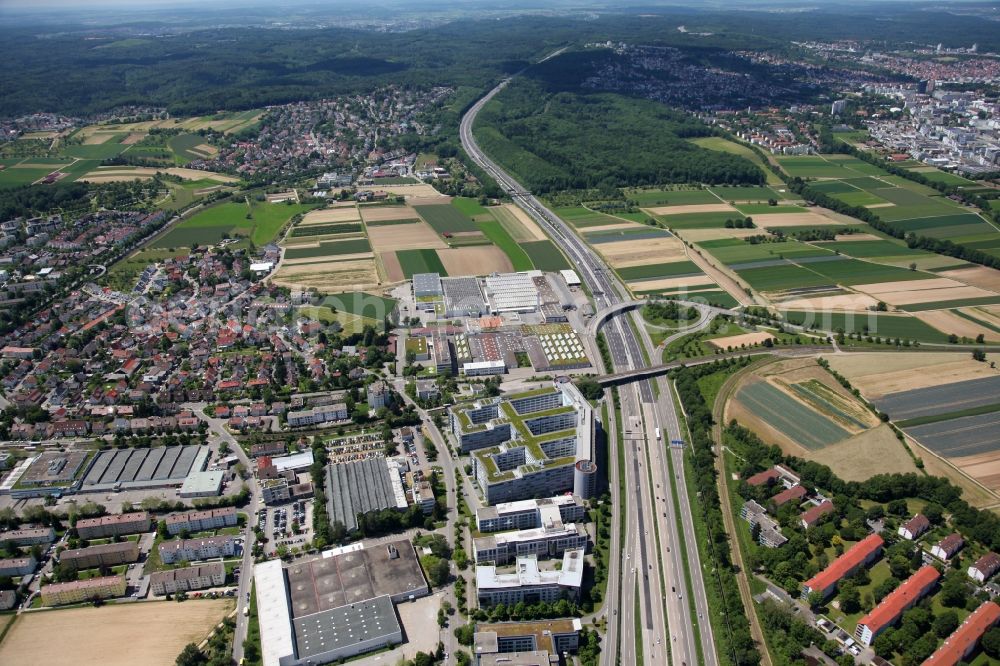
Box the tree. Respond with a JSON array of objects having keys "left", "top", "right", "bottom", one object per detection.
[
  {"left": 972, "top": 349, "right": 986, "bottom": 362},
  {"left": 175, "top": 643, "right": 207, "bottom": 666},
  {"left": 427, "top": 558, "right": 450, "bottom": 587},
  {"left": 806, "top": 590, "right": 827, "bottom": 609},
  {"left": 454, "top": 623, "right": 475, "bottom": 646},
  {"left": 983, "top": 627, "right": 1000, "bottom": 658},
  {"left": 838, "top": 580, "right": 860, "bottom": 614},
  {"left": 933, "top": 609, "right": 960, "bottom": 638},
  {"left": 939, "top": 573, "right": 968, "bottom": 608}
]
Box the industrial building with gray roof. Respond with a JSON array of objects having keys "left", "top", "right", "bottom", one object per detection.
[
  {"left": 256, "top": 540, "right": 429, "bottom": 666},
  {"left": 324, "top": 457, "right": 408, "bottom": 532},
  {"left": 81, "top": 446, "right": 209, "bottom": 491}
]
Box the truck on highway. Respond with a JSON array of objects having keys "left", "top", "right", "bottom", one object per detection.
[{"left": 654, "top": 427, "right": 661, "bottom": 440}]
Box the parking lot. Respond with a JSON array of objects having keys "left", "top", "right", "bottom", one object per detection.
[
  {"left": 260, "top": 501, "right": 312, "bottom": 555},
  {"left": 325, "top": 430, "right": 385, "bottom": 463}
]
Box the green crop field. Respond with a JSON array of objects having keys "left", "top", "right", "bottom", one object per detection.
[
  {"left": 809, "top": 180, "right": 856, "bottom": 195},
  {"left": 521, "top": 240, "right": 570, "bottom": 270},
  {"left": 737, "top": 264, "right": 834, "bottom": 291},
  {"left": 904, "top": 168, "right": 975, "bottom": 186},
  {"left": 168, "top": 133, "right": 210, "bottom": 163},
  {"left": 781, "top": 310, "right": 949, "bottom": 342},
  {"left": 699, "top": 238, "right": 834, "bottom": 265},
  {"left": 64, "top": 138, "right": 130, "bottom": 160},
  {"left": 805, "top": 258, "right": 930, "bottom": 286},
  {"left": 736, "top": 381, "right": 850, "bottom": 450},
  {"left": 283, "top": 238, "right": 371, "bottom": 259},
  {"left": 834, "top": 190, "right": 891, "bottom": 207},
  {"left": 322, "top": 291, "right": 398, "bottom": 319},
  {"left": 627, "top": 188, "right": 720, "bottom": 206},
  {"left": 657, "top": 211, "right": 746, "bottom": 229},
  {"left": 709, "top": 185, "right": 789, "bottom": 201},
  {"left": 553, "top": 206, "right": 623, "bottom": 228},
  {"left": 617, "top": 260, "right": 701, "bottom": 281},
  {"left": 397, "top": 249, "right": 448, "bottom": 277},
  {"left": 0, "top": 167, "right": 52, "bottom": 188},
  {"left": 290, "top": 223, "right": 363, "bottom": 237},
  {"left": 451, "top": 197, "right": 489, "bottom": 217},
  {"left": 818, "top": 240, "right": 927, "bottom": 258},
  {"left": 413, "top": 204, "right": 478, "bottom": 234},
  {"left": 153, "top": 201, "right": 313, "bottom": 248},
  {"left": 478, "top": 219, "right": 533, "bottom": 271}
]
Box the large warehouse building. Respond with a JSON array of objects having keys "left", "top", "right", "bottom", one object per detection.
[
  {"left": 256, "top": 540, "right": 429, "bottom": 666},
  {"left": 324, "top": 457, "right": 409, "bottom": 532}
]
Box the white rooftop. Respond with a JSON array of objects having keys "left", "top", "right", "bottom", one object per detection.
[{"left": 255, "top": 559, "right": 296, "bottom": 666}]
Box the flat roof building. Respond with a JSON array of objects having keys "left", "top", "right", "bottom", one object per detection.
[
  {"left": 454, "top": 382, "right": 598, "bottom": 505},
  {"left": 59, "top": 540, "right": 139, "bottom": 571},
  {"left": 802, "top": 534, "right": 884, "bottom": 601},
  {"left": 413, "top": 273, "right": 443, "bottom": 298},
  {"left": 442, "top": 276, "right": 487, "bottom": 317},
  {"left": 484, "top": 273, "right": 540, "bottom": 313},
  {"left": 476, "top": 495, "right": 586, "bottom": 533},
  {"left": 476, "top": 549, "right": 585, "bottom": 607},
  {"left": 740, "top": 500, "right": 787, "bottom": 548},
  {"left": 474, "top": 522, "right": 588, "bottom": 565},
  {"left": 179, "top": 470, "right": 224, "bottom": 498},
  {"left": 855, "top": 565, "right": 940, "bottom": 645},
  {"left": 256, "top": 541, "right": 428, "bottom": 666},
  {"left": 474, "top": 618, "right": 582, "bottom": 661},
  {"left": 923, "top": 601, "right": 1000, "bottom": 666}
]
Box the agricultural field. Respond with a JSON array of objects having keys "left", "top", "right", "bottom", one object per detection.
[
  {"left": 397, "top": 249, "right": 448, "bottom": 278},
  {"left": 776, "top": 155, "right": 889, "bottom": 179},
  {"left": 521, "top": 240, "right": 570, "bottom": 271},
  {"left": 153, "top": 201, "right": 314, "bottom": 249},
  {"left": 412, "top": 204, "right": 478, "bottom": 234},
  {"left": 708, "top": 185, "right": 793, "bottom": 202},
  {"left": 624, "top": 188, "right": 721, "bottom": 207},
  {"left": 552, "top": 206, "right": 629, "bottom": 228},
  {"left": 298, "top": 291, "right": 397, "bottom": 333},
  {"left": 616, "top": 260, "right": 701, "bottom": 282},
  {"left": 0, "top": 600, "right": 233, "bottom": 666},
  {"left": 477, "top": 219, "right": 533, "bottom": 271},
  {"left": 652, "top": 210, "right": 747, "bottom": 229},
  {"left": 826, "top": 352, "right": 1000, "bottom": 497},
  {"left": 725, "top": 357, "right": 880, "bottom": 456},
  {"left": 487, "top": 204, "right": 549, "bottom": 242},
  {"left": 283, "top": 238, "right": 372, "bottom": 260},
  {"left": 781, "top": 310, "right": 952, "bottom": 342}
]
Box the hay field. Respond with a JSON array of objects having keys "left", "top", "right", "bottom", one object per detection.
[
  {"left": 776, "top": 293, "right": 879, "bottom": 312},
  {"left": 644, "top": 203, "right": 736, "bottom": 216},
  {"left": 438, "top": 246, "right": 512, "bottom": 276},
  {"left": 299, "top": 208, "right": 361, "bottom": 225},
  {"left": 121, "top": 133, "right": 144, "bottom": 145},
  {"left": 810, "top": 425, "right": 919, "bottom": 481},
  {"left": 826, "top": 352, "right": 995, "bottom": 398},
  {"left": 951, "top": 450, "right": 1000, "bottom": 494},
  {"left": 281, "top": 252, "right": 374, "bottom": 266},
  {"left": 915, "top": 310, "right": 999, "bottom": 341},
  {"left": 938, "top": 265, "right": 1000, "bottom": 292},
  {"left": 0, "top": 600, "right": 233, "bottom": 666},
  {"left": 361, "top": 206, "right": 419, "bottom": 222},
  {"left": 83, "top": 133, "right": 115, "bottom": 145},
  {"left": 377, "top": 183, "right": 445, "bottom": 199},
  {"left": 911, "top": 440, "right": 999, "bottom": 508},
  {"left": 381, "top": 252, "right": 405, "bottom": 282},
  {"left": 707, "top": 331, "right": 775, "bottom": 349},
  {"left": 753, "top": 212, "right": 841, "bottom": 227},
  {"left": 852, "top": 279, "right": 994, "bottom": 306},
  {"left": 492, "top": 204, "right": 549, "bottom": 241},
  {"left": 81, "top": 167, "right": 236, "bottom": 183},
  {"left": 272, "top": 259, "right": 379, "bottom": 291},
  {"left": 966, "top": 305, "right": 1000, "bottom": 329},
  {"left": 597, "top": 236, "right": 686, "bottom": 268},
  {"left": 367, "top": 222, "right": 447, "bottom": 252},
  {"left": 677, "top": 228, "right": 775, "bottom": 242}
]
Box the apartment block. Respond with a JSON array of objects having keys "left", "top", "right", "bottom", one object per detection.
[
  {"left": 159, "top": 535, "right": 236, "bottom": 564},
  {"left": 164, "top": 507, "right": 238, "bottom": 536},
  {"left": 149, "top": 562, "right": 226, "bottom": 596},
  {"left": 801, "top": 534, "right": 884, "bottom": 601},
  {"left": 476, "top": 550, "right": 584, "bottom": 607},
  {"left": 59, "top": 540, "right": 139, "bottom": 571},
  {"left": 476, "top": 495, "right": 586, "bottom": 533},
  {"left": 75, "top": 511, "right": 151, "bottom": 540},
  {"left": 0, "top": 526, "right": 55, "bottom": 546},
  {"left": 42, "top": 575, "right": 126, "bottom": 606}
]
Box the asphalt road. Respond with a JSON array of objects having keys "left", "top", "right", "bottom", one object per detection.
[{"left": 459, "top": 67, "right": 718, "bottom": 666}]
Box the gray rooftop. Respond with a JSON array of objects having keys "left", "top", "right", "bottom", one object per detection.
[
  {"left": 325, "top": 458, "right": 399, "bottom": 532},
  {"left": 285, "top": 541, "right": 426, "bottom": 617},
  {"left": 292, "top": 594, "right": 400, "bottom": 660}
]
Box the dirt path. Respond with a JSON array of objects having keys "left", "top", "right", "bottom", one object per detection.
[
  {"left": 712, "top": 358, "right": 775, "bottom": 666},
  {"left": 680, "top": 235, "right": 760, "bottom": 307}
]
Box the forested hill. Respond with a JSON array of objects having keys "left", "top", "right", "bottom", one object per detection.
[
  {"left": 473, "top": 78, "right": 766, "bottom": 193},
  {"left": 3, "top": 5, "right": 999, "bottom": 118}
]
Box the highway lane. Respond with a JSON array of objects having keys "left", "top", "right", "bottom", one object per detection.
[{"left": 460, "top": 64, "right": 715, "bottom": 666}]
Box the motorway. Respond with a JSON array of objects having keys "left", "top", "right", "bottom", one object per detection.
[{"left": 460, "top": 66, "right": 718, "bottom": 666}]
